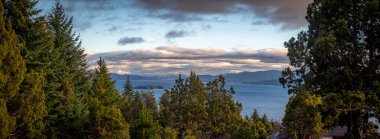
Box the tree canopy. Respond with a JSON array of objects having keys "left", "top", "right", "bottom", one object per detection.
[{"left": 280, "top": 0, "right": 380, "bottom": 138}]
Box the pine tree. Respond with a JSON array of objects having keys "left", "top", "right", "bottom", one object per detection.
[
  {"left": 131, "top": 91, "right": 144, "bottom": 121},
  {"left": 120, "top": 77, "right": 134, "bottom": 125},
  {"left": 123, "top": 76, "right": 133, "bottom": 97},
  {"left": 159, "top": 72, "right": 209, "bottom": 138},
  {"left": 3, "top": 0, "right": 51, "bottom": 137},
  {"left": 89, "top": 57, "right": 129, "bottom": 138},
  {"left": 205, "top": 75, "right": 242, "bottom": 138},
  {"left": 131, "top": 108, "right": 160, "bottom": 139},
  {"left": 44, "top": 2, "right": 91, "bottom": 137},
  {"left": 261, "top": 114, "right": 272, "bottom": 133},
  {"left": 128, "top": 90, "right": 160, "bottom": 138},
  {"left": 141, "top": 92, "right": 159, "bottom": 120},
  {"left": 159, "top": 74, "right": 185, "bottom": 130},
  {"left": 185, "top": 72, "right": 208, "bottom": 136},
  {"left": 251, "top": 109, "right": 260, "bottom": 122},
  {"left": 0, "top": 1, "right": 26, "bottom": 138}
]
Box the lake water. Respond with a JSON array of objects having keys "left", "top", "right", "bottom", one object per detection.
[{"left": 115, "top": 80, "right": 290, "bottom": 121}]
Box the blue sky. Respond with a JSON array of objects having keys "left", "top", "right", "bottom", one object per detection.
[{"left": 37, "top": 0, "right": 310, "bottom": 75}]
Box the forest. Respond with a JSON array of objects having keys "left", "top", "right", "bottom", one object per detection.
[{"left": 0, "top": 0, "right": 379, "bottom": 139}]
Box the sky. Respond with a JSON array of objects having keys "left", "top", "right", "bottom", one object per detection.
[{"left": 37, "top": 0, "right": 311, "bottom": 75}]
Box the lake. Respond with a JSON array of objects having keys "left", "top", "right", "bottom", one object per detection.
[{"left": 115, "top": 80, "right": 290, "bottom": 121}]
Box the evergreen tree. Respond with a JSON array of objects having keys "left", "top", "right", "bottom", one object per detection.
[
  {"left": 131, "top": 91, "right": 144, "bottom": 122},
  {"left": 127, "top": 90, "right": 161, "bottom": 138},
  {"left": 3, "top": 0, "right": 52, "bottom": 137},
  {"left": 0, "top": 1, "right": 26, "bottom": 138},
  {"left": 159, "top": 72, "right": 271, "bottom": 138},
  {"left": 159, "top": 72, "right": 208, "bottom": 138},
  {"left": 205, "top": 75, "right": 242, "bottom": 138},
  {"left": 123, "top": 76, "right": 134, "bottom": 96},
  {"left": 282, "top": 91, "right": 322, "bottom": 138},
  {"left": 235, "top": 111, "right": 273, "bottom": 139},
  {"left": 251, "top": 109, "right": 260, "bottom": 122},
  {"left": 162, "top": 127, "right": 178, "bottom": 139},
  {"left": 280, "top": 0, "right": 380, "bottom": 138},
  {"left": 131, "top": 108, "right": 160, "bottom": 139},
  {"left": 261, "top": 114, "right": 272, "bottom": 134},
  {"left": 88, "top": 57, "right": 129, "bottom": 138},
  {"left": 44, "top": 2, "right": 91, "bottom": 137},
  {"left": 120, "top": 77, "right": 134, "bottom": 125},
  {"left": 141, "top": 92, "right": 159, "bottom": 120},
  {"left": 159, "top": 74, "right": 185, "bottom": 130}
]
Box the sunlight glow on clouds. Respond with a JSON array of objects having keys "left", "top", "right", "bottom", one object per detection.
[{"left": 87, "top": 45, "right": 289, "bottom": 75}]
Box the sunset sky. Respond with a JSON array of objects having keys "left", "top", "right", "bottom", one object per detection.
[{"left": 38, "top": 0, "right": 311, "bottom": 75}]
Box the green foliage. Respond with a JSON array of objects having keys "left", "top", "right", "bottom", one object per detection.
[
  {"left": 44, "top": 2, "right": 91, "bottom": 137},
  {"left": 14, "top": 71, "right": 47, "bottom": 138},
  {"left": 120, "top": 77, "right": 135, "bottom": 125},
  {"left": 0, "top": 99, "right": 15, "bottom": 138},
  {"left": 3, "top": 0, "right": 51, "bottom": 138},
  {"left": 280, "top": 0, "right": 380, "bottom": 138},
  {"left": 159, "top": 73, "right": 271, "bottom": 138},
  {"left": 141, "top": 92, "right": 159, "bottom": 119},
  {"left": 93, "top": 105, "right": 129, "bottom": 138},
  {"left": 120, "top": 92, "right": 133, "bottom": 124},
  {"left": 131, "top": 108, "right": 160, "bottom": 139},
  {"left": 131, "top": 91, "right": 144, "bottom": 123},
  {"left": 0, "top": 0, "right": 25, "bottom": 137},
  {"left": 161, "top": 127, "right": 178, "bottom": 139},
  {"left": 88, "top": 58, "right": 129, "bottom": 138},
  {"left": 123, "top": 76, "right": 134, "bottom": 96},
  {"left": 251, "top": 109, "right": 260, "bottom": 122},
  {"left": 205, "top": 75, "right": 242, "bottom": 138},
  {"left": 124, "top": 88, "right": 161, "bottom": 139},
  {"left": 282, "top": 91, "right": 322, "bottom": 138},
  {"left": 235, "top": 110, "right": 273, "bottom": 139},
  {"left": 159, "top": 72, "right": 209, "bottom": 138}
]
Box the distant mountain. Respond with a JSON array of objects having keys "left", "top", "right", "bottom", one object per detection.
[
  {"left": 223, "top": 70, "right": 281, "bottom": 83},
  {"left": 198, "top": 75, "right": 217, "bottom": 82},
  {"left": 242, "top": 79, "right": 281, "bottom": 85},
  {"left": 110, "top": 74, "right": 159, "bottom": 80},
  {"left": 111, "top": 70, "right": 282, "bottom": 85}
]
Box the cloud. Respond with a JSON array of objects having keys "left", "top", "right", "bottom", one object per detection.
[
  {"left": 75, "top": 21, "right": 93, "bottom": 31},
  {"left": 165, "top": 30, "right": 193, "bottom": 39},
  {"left": 38, "top": 0, "right": 127, "bottom": 32},
  {"left": 252, "top": 21, "right": 267, "bottom": 26},
  {"left": 107, "top": 26, "right": 119, "bottom": 33},
  {"left": 201, "top": 24, "right": 212, "bottom": 31},
  {"left": 86, "top": 45, "right": 289, "bottom": 75},
  {"left": 248, "top": 0, "right": 311, "bottom": 30},
  {"left": 103, "top": 16, "right": 120, "bottom": 22},
  {"left": 41, "top": 0, "right": 310, "bottom": 31},
  {"left": 118, "top": 37, "right": 145, "bottom": 45},
  {"left": 134, "top": 0, "right": 311, "bottom": 29},
  {"left": 62, "top": 0, "right": 118, "bottom": 12},
  {"left": 151, "top": 12, "right": 204, "bottom": 22}
]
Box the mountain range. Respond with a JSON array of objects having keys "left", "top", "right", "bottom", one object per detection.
[{"left": 111, "top": 70, "right": 282, "bottom": 85}]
